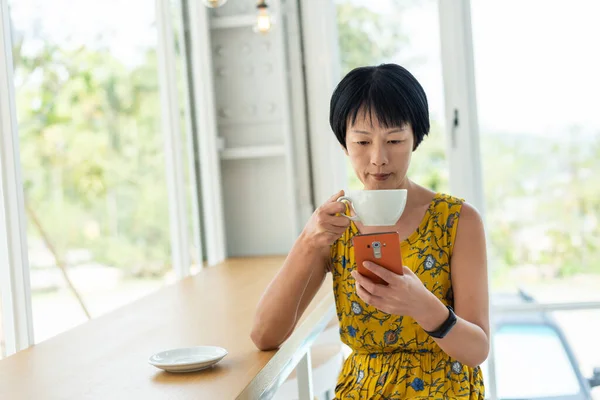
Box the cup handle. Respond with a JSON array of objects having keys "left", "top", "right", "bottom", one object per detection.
[{"left": 336, "top": 196, "right": 360, "bottom": 222}]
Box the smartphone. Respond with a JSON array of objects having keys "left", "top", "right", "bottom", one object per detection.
[{"left": 352, "top": 231, "right": 403, "bottom": 285}]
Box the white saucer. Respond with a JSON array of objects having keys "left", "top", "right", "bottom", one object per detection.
[{"left": 148, "top": 346, "right": 228, "bottom": 373}]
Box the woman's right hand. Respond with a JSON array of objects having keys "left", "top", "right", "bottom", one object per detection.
[{"left": 300, "top": 190, "right": 351, "bottom": 250}]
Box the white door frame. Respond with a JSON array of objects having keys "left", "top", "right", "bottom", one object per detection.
[
  {"left": 0, "top": 0, "right": 34, "bottom": 355},
  {"left": 156, "top": 0, "right": 199, "bottom": 278},
  {"left": 438, "top": 0, "right": 495, "bottom": 398},
  {"left": 438, "top": 0, "right": 485, "bottom": 217},
  {"left": 186, "top": 0, "right": 227, "bottom": 265},
  {"left": 298, "top": 0, "right": 348, "bottom": 206}
]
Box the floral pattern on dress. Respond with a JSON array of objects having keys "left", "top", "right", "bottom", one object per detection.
[{"left": 330, "top": 193, "right": 485, "bottom": 399}]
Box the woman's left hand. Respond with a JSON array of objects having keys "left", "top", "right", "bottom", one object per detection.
[{"left": 351, "top": 261, "right": 442, "bottom": 323}]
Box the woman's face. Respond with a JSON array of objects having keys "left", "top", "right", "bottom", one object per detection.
[{"left": 344, "top": 110, "right": 414, "bottom": 190}]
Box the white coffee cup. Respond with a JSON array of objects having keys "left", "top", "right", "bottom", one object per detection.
[{"left": 337, "top": 189, "right": 407, "bottom": 226}]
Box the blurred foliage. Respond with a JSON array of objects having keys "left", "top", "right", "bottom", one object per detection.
[
  {"left": 13, "top": 29, "right": 171, "bottom": 276},
  {"left": 481, "top": 127, "right": 600, "bottom": 279}
]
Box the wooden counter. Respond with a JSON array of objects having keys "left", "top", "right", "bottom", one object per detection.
[{"left": 0, "top": 256, "right": 335, "bottom": 399}]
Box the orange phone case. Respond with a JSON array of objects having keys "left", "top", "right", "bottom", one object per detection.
[{"left": 352, "top": 231, "right": 403, "bottom": 285}]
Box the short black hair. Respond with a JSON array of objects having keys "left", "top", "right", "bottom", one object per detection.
[{"left": 329, "top": 64, "right": 430, "bottom": 150}]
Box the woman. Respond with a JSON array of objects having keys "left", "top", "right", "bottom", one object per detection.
[{"left": 251, "top": 64, "right": 489, "bottom": 399}]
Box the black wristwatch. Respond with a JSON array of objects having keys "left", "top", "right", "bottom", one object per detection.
[{"left": 424, "top": 305, "right": 457, "bottom": 339}]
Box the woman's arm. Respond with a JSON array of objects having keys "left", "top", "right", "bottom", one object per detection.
[
  {"left": 352, "top": 202, "right": 490, "bottom": 368},
  {"left": 250, "top": 191, "right": 350, "bottom": 350},
  {"left": 250, "top": 237, "right": 329, "bottom": 350},
  {"left": 415, "top": 203, "right": 490, "bottom": 367}
]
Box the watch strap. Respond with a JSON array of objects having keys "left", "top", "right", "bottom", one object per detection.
[{"left": 424, "top": 305, "right": 457, "bottom": 339}]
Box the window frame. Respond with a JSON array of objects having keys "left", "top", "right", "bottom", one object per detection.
[
  {"left": 185, "top": 0, "right": 227, "bottom": 265},
  {"left": 0, "top": 0, "right": 34, "bottom": 356}
]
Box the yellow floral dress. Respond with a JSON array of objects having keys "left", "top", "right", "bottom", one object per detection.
[{"left": 330, "top": 193, "right": 485, "bottom": 399}]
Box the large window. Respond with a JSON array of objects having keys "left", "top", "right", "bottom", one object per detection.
[
  {"left": 7, "top": 0, "right": 181, "bottom": 343},
  {"left": 335, "top": 0, "right": 448, "bottom": 192},
  {"left": 471, "top": 0, "right": 600, "bottom": 299},
  {"left": 471, "top": 1, "right": 600, "bottom": 398},
  {"left": 336, "top": 0, "right": 600, "bottom": 398}
]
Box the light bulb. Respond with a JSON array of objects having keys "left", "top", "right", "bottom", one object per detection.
[
  {"left": 203, "top": 0, "right": 228, "bottom": 8},
  {"left": 254, "top": 5, "right": 272, "bottom": 34}
]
